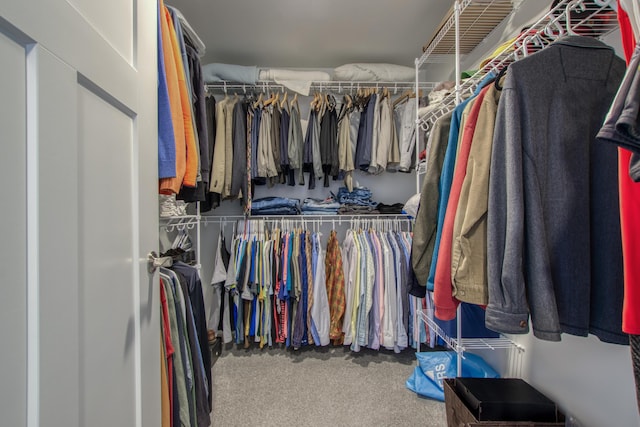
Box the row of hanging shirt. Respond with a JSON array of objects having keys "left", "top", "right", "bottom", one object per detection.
[
  {"left": 341, "top": 226, "right": 411, "bottom": 352},
  {"left": 160, "top": 262, "right": 212, "bottom": 427},
  {"left": 209, "top": 219, "right": 419, "bottom": 352},
  {"left": 203, "top": 86, "right": 421, "bottom": 213}
]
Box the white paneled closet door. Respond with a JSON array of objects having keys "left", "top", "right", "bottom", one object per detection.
[{"left": 0, "top": 1, "right": 160, "bottom": 427}]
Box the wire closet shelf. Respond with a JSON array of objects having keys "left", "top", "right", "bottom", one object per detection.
[
  {"left": 417, "top": 0, "right": 619, "bottom": 130},
  {"left": 409, "top": 0, "right": 618, "bottom": 372}
]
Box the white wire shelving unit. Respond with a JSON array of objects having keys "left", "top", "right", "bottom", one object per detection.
[
  {"left": 413, "top": 0, "right": 619, "bottom": 375},
  {"left": 417, "top": 0, "right": 620, "bottom": 131},
  {"left": 159, "top": 203, "right": 202, "bottom": 271}
]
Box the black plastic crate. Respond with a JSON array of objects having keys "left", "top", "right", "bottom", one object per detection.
[
  {"left": 444, "top": 378, "right": 565, "bottom": 427},
  {"left": 454, "top": 377, "right": 560, "bottom": 422}
]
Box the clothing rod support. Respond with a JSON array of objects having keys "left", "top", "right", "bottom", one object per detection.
[{"left": 205, "top": 80, "right": 436, "bottom": 94}]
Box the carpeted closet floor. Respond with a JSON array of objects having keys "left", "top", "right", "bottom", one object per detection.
[{"left": 210, "top": 344, "right": 447, "bottom": 427}]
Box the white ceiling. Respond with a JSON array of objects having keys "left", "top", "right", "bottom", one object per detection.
[{"left": 166, "top": 0, "right": 454, "bottom": 69}]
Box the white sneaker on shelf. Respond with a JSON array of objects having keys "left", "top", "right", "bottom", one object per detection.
[
  {"left": 175, "top": 199, "right": 188, "bottom": 216},
  {"left": 159, "top": 194, "right": 181, "bottom": 218}
]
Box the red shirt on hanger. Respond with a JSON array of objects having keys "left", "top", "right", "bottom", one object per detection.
[
  {"left": 616, "top": 0, "right": 640, "bottom": 335},
  {"left": 433, "top": 84, "right": 492, "bottom": 320}
]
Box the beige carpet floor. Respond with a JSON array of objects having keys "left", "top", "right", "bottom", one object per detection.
[{"left": 210, "top": 344, "right": 447, "bottom": 427}]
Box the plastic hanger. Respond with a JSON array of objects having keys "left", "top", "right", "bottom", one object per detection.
[
  {"left": 564, "top": 1, "right": 580, "bottom": 36},
  {"left": 544, "top": 16, "right": 565, "bottom": 41},
  {"left": 252, "top": 92, "right": 263, "bottom": 109},
  {"left": 263, "top": 91, "right": 279, "bottom": 107},
  {"left": 319, "top": 92, "right": 327, "bottom": 114},
  {"left": 392, "top": 89, "right": 412, "bottom": 107},
  {"left": 310, "top": 92, "right": 319, "bottom": 110},
  {"left": 345, "top": 94, "right": 353, "bottom": 109}
]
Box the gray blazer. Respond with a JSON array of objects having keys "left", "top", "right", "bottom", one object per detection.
[{"left": 486, "top": 36, "right": 626, "bottom": 344}]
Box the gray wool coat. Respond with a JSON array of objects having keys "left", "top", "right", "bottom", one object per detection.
[{"left": 486, "top": 36, "right": 627, "bottom": 345}]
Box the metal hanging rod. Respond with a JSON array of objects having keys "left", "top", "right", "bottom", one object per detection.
[
  {"left": 201, "top": 213, "right": 413, "bottom": 224},
  {"left": 206, "top": 80, "right": 436, "bottom": 95},
  {"left": 201, "top": 214, "right": 414, "bottom": 234}
]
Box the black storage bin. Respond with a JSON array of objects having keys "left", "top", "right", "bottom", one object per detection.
[
  {"left": 454, "top": 377, "right": 559, "bottom": 422},
  {"left": 444, "top": 378, "right": 565, "bottom": 427}
]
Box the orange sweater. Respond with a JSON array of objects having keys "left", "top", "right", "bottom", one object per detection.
[
  {"left": 158, "top": 0, "right": 186, "bottom": 194},
  {"left": 164, "top": 6, "right": 198, "bottom": 188}
]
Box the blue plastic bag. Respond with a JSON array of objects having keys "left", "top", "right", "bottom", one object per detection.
[{"left": 406, "top": 351, "right": 499, "bottom": 401}]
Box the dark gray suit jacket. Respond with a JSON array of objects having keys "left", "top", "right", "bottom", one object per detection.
[{"left": 487, "top": 36, "right": 627, "bottom": 344}]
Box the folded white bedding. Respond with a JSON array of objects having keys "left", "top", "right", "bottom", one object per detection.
[
  {"left": 202, "top": 63, "right": 259, "bottom": 84},
  {"left": 259, "top": 69, "right": 331, "bottom": 81},
  {"left": 333, "top": 63, "right": 415, "bottom": 82},
  {"left": 258, "top": 69, "right": 331, "bottom": 95}
]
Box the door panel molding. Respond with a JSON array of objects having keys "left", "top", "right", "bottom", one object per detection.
[
  {"left": 77, "top": 72, "right": 136, "bottom": 118},
  {"left": 0, "top": 0, "right": 137, "bottom": 112},
  {"left": 0, "top": 14, "right": 34, "bottom": 45},
  {"left": 0, "top": 28, "right": 28, "bottom": 427}
]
